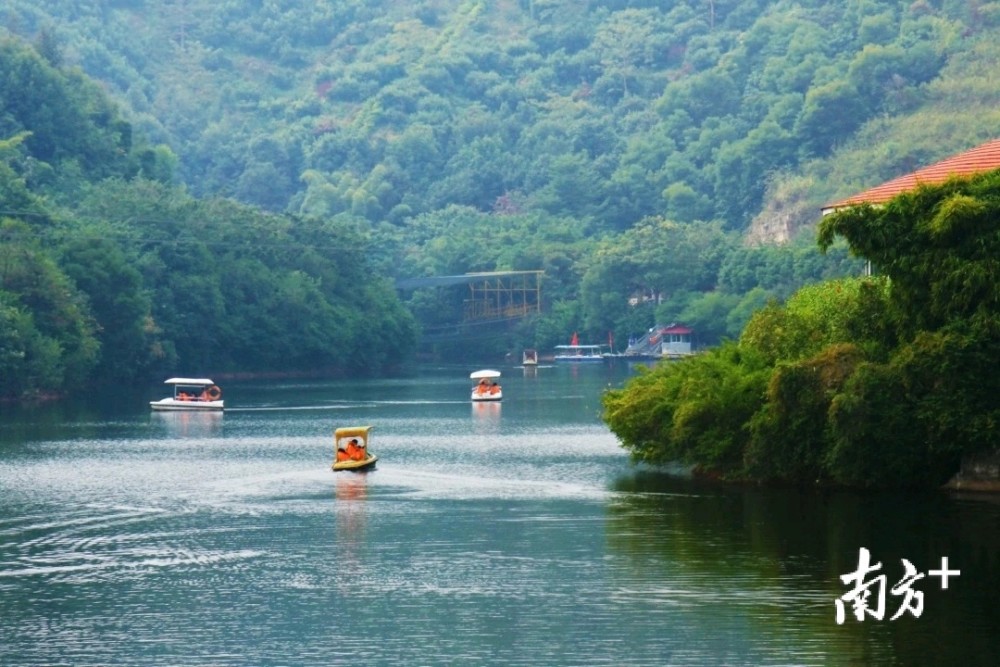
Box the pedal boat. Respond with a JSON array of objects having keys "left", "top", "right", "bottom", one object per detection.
[
  {"left": 150, "top": 378, "right": 224, "bottom": 411},
  {"left": 470, "top": 369, "right": 502, "bottom": 402},
  {"left": 333, "top": 425, "right": 378, "bottom": 472}
]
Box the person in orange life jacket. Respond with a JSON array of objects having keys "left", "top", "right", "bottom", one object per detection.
[{"left": 345, "top": 438, "right": 365, "bottom": 461}]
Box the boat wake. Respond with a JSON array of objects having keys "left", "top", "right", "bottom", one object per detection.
[{"left": 0, "top": 505, "right": 264, "bottom": 586}]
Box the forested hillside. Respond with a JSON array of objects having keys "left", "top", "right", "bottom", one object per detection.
[
  {"left": 6, "top": 1, "right": 997, "bottom": 226},
  {"left": 3, "top": 0, "right": 1000, "bottom": 399},
  {"left": 0, "top": 39, "right": 415, "bottom": 400}
]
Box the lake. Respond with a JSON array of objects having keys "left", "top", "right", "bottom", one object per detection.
[{"left": 1, "top": 362, "right": 998, "bottom": 666}]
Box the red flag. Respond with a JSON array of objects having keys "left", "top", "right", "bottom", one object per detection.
[{"left": 571, "top": 332, "right": 579, "bottom": 346}]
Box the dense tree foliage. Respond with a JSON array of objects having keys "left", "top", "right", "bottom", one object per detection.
[
  {"left": 604, "top": 172, "right": 1000, "bottom": 488},
  {"left": 0, "top": 39, "right": 416, "bottom": 400},
  {"left": 1, "top": 218, "right": 99, "bottom": 396},
  {"left": 1, "top": 174, "right": 417, "bottom": 400},
  {"left": 0, "top": 38, "right": 173, "bottom": 192},
  {"left": 3, "top": 2, "right": 993, "bottom": 231},
  {"left": 2, "top": 0, "right": 998, "bottom": 403}
]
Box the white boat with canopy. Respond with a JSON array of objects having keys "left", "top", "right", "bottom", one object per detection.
[
  {"left": 554, "top": 332, "right": 605, "bottom": 362},
  {"left": 150, "top": 378, "right": 224, "bottom": 411},
  {"left": 470, "top": 369, "right": 502, "bottom": 401},
  {"left": 553, "top": 344, "right": 605, "bottom": 362}
]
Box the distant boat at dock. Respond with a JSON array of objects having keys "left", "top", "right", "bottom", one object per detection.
[{"left": 554, "top": 332, "right": 606, "bottom": 362}]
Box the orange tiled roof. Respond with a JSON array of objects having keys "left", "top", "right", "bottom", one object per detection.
[{"left": 822, "top": 138, "right": 1000, "bottom": 212}]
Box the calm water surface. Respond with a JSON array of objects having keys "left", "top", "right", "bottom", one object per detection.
[{"left": 1, "top": 363, "right": 998, "bottom": 666}]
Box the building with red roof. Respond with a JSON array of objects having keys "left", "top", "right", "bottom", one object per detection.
[
  {"left": 821, "top": 138, "right": 1000, "bottom": 215},
  {"left": 650, "top": 324, "right": 693, "bottom": 357},
  {"left": 624, "top": 323, "right": 694, "bottom": 359}
]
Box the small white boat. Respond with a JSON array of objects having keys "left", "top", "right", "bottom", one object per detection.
[
  {"left": 470, "top": 369, "right": 502, "bottom": 401},
  {"left": 333, "top": 425, "right": 378, "bottom": 472},
  {"left": 150, "top": 378, "right": 224, "bottom": 411},
  {"left": 522, "top": 349, "right": 538, "bottom": 366}
]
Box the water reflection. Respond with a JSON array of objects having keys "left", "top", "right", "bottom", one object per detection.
[
  {"left": 150, "top": 410, "right": 224, "bottom": 438},
  {"left": 471, "top": 400, "right": 501, "bottom": 432},
  {"left": 606, "top": 471, "right": 1000, "bottom": 666},
  {"left": 334, "top": 472, "right": 369, "bottom": 574}
]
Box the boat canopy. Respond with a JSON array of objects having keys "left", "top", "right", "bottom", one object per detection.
[
  {"left": 164, "top": 377, "right": 215, "bottom": 386},
  {"left": 335, "top": 425, "right": 372, "bottom": 444},
  {"left": 470, "top": 369, "right": 501, "bottom": 380}
]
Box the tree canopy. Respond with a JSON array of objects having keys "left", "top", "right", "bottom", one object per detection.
[
  {"left": 604, "top": 171, "right": 1000, "bottom": 488},
  {"left": 0, "top": 38, "right": 416, "bottom": 400},
  {"left": 2, "top": 0, "right": 992, "bottom": 238}
]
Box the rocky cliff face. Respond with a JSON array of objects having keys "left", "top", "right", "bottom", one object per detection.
[
  {"left": 944, "top": 450, "right": 1000, "bottom": 492},
  {"left": 744, "top": 174, "right": 825, "bottom": 246},
  {"left": 745, "top": 206, "right": 796, "bottom": 245}
]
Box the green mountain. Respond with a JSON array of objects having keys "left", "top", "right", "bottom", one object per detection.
[
  {"left": 6, "top": 1, "right": 998, "bottom": 233},
  {"left": 0, "top": 37, "right": 416, "bottom": 400},
  {"left": 3, "top": 0, "right": 999, "bottom": 399}
]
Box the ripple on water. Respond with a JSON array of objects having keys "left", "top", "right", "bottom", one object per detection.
[{"left": 0, "top": 504, "right": 266, "bottom": 587}]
